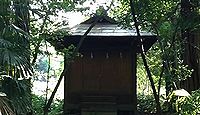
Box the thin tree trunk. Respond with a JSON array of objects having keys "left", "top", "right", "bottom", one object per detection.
[
  {"left": 31, "top": 10, "right": 50, "bottom": 65},
  {"left": 44, "top": 41, "right": 51, "bottom": 105},
  {"left": 129, "top": 0, "right": 162, "bottom": 114},
  {"left": 43, "top": 16, "right": 102, "bottom": 115}
]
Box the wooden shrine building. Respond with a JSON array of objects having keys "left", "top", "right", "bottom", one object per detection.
[{"left": 55, "top": 15, "right": 157, "bottom": 115}]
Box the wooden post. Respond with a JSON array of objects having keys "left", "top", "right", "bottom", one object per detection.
[
  {"left": 131, "top": 45, "right": 137, "bottom": 114},
  {"left": 64, "top": 54, "right": 68, "bottom": 115}
]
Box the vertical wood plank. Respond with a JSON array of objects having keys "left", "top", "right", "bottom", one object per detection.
[{"left": 130, "top": 47, "right": 137, "bottom": 114}]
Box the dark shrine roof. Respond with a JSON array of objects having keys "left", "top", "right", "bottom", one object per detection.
[
  {"left": 70, "top": 15, "right": 155, "bottom": 37},
  {"left": 60, "top": 15, "right": 157, "bottom": 52}
]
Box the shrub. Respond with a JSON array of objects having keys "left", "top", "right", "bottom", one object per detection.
[
  {"left": 137, "top": 94, "right": 157, "bottom": 113},
  {"left": 175, "top": 89, "right": 200, "bottom": 115},
  {"left": 32, "top": 94, "right": 63, "bottom": 115},
  {"left": 137, "top": 94, "right": 171, "bottom": 114}
]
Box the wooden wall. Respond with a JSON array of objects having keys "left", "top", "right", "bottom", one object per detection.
[
  {"left": 64, "top": 49, "right": 135, "bottom": 109},
  {"left": 180, "top": 31, "right": 200, "bottom": 92}
]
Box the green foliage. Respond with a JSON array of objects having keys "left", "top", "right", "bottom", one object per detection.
[
  {"left": 0, "top": 0, "right": 32, "bottom": 78},
  {"left": 29, "top": 0, "right": 89, "bottom": 65},
  {"left": 0, "top": 76, "right": 32, "bottom": 114},
  {"left": 137, "top": 93, "right": 168, "bottom": 113},
  {"left": 137, "top": 94, "right": 157, "bottom": 113},
  {"left": 111, "top": 0, "right": 199, "bottom": 113},
  {"left": 32, "top": 94, "right": 63, "bottom": 115},
  {"left": 95, "top": 6, "right": 107, "bottom": 16},
  {"left": 137, "top": 45, "right": 163, "bottom": 94},
  {"left": 175, "top": 89, "right": 200, "bottom": 115},
  {"left": 0, "top": 0, "right": 101, "bottom": 115},
  {"left": 113, "top": 0, "right": 198, "bottom": 92},
  {"left": 0, "top": 95, "right": 15, "bottom": 115},
  {"left": 49, "top": 99, "right": 64, "bottom": 115},
  {"left": 0, "top": 0, "right": 199, "bottom": 114},
  {"left": 0, "top": 1, "right": 33, "bottom": 114},
  {"left": 0, "top": 24, "right": 32, "bottom": 76},
  {"left": 32, "top": 94, "right": 45, "bottom": 114}
]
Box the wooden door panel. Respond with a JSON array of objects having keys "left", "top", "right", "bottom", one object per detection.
[{"left": 68, "top": 50, "right": 132, "bottom": 95}]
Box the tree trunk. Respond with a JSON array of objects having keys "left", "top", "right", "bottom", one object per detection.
[
  {"left": 129, "top": 0, "right": 162, "bottom": 114},
  {"left": 43, "top": 16, "right": 101, "bottom": 115}
]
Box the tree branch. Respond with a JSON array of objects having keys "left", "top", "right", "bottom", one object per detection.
[
  {"left": 31, "top": 9, "right": 51, "bottom": 65},
  {"left": 43, "top": 16, "right": 102, "bottom": 115},
  {"left": 129, "top": 0, "right": 162, "bottom": 114}
]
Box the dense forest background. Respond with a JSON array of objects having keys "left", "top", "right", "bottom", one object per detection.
[{"left": 0, "top": 0, "right": 200, "bottom": 115}]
